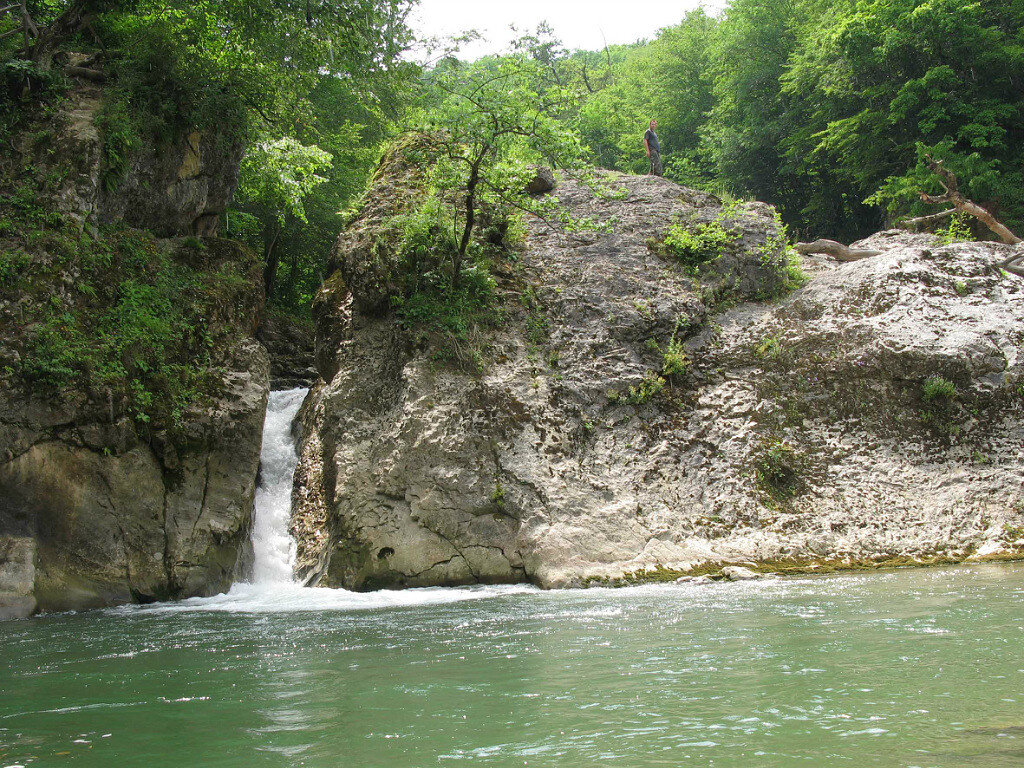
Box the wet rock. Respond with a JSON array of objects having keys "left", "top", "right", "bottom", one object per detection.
[
  {"left": 675, "top": 574, "right": 713, "bottom": 585},
  {"left": 258, "top": 312, "right": 317, "bottom": 388},
  {"left": 0, "top": 341, "right": 269, "bottom": 613},
  {"left": 721, "top": 566, "right": 763, "bottom": 581}
]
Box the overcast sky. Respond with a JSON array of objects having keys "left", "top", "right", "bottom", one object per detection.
[{"left": 409, "top": 0, "right": 729, "bottom": 60}]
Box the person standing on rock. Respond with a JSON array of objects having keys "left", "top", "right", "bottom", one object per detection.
[{"left": 644, "top": 119, "right": 663, "bottom": 177}]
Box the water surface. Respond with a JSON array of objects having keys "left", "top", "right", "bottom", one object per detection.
[{"left": 2, "top": 563, "right": 1022, "bottom": 767}]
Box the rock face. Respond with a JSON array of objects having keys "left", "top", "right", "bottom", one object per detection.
[
  {"left": 0, "top": 340, "right": 268, "bottom": 613},
  {"left": 295, "top": 168, "right": 1024, "bottom": 590},
  {"left": 258, "top": 312, "right": 317, "bottom": 388},
  {"left": 8, "top": 81, "right": 242, "bottom": 236},
  {"left": 0, "top": 81, "right": 267, "bottom": 617}
]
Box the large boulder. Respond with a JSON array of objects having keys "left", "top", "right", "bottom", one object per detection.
[{"left": 295, "top": 166, "right": 1024, "bottom": 590}]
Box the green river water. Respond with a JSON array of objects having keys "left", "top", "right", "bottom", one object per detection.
[{"left": 1, "top": 563, "right": 1022, "bottom": 767}]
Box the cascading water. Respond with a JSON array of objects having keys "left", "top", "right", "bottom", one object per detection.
[
  {"left": 249, "top": 387, "right": 308, "bottom": 584},
  {"left": 146, "top": 387, "right": 535, "bottom": 612}
]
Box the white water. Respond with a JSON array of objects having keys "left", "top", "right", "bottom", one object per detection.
[
  {"left": 249, "top": 387, "right": 308, "bottom": 584},
  {"left": 123, "top": 387, "right": 539, "bottom": 615}
]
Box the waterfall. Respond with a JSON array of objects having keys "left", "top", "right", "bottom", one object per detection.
[
  {"left": 146, "top": 384, "right": 536, "bottom": 612},
  {"left": 249, "top": 387, "right": 308, "bottom": 585}
]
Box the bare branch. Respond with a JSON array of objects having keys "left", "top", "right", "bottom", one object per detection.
[
  {"left": 897, "top": 209, "right": 956, "bottom": 233},
  {"left": 994, "top": 251, "right": 1024, "bottom": 279},
  {"left": 794, "top": 239, "right": 883, "bottom": 261}
]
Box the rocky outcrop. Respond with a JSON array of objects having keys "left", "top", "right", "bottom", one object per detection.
[
  {"left": 0, "top": 81, "right": 267, "bottom": 617},
  {"left": 0, "top": 342, "right": 268, "bottom": 613},
  {"left": 295, "top": 168, "right": 1024, "bottom": 590},
  {"left": 6, "top": 80, "right": 241, "bottom": 236},
  {"left": 0, "top": 242, "right": 269, "bottom": 616},
  {"left": 258, "top": 312, "right": 317, "bottom": 388}
]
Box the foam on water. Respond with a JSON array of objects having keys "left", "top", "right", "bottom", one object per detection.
[{"left": 127, "top": 581, "right": 541, "bottom": 615}]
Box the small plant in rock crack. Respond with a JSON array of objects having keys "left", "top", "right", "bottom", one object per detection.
[
  {"left": 920, "top": 374, "right": 960, "bottom": 431},
  {"left": 622, "top": 371, "right": 666, "bottom": 405},
  {"left": 922, "top": 375, "right": 956, "bottom": 402},
  {"left": 491, "top": 481, "right": 506, "bottom": 509},
  {"left": 754, "top": 335, "right": 782, "bottom": 360},
  {"left": 754, "top": 439, "right": 805, "bottom": 501}
]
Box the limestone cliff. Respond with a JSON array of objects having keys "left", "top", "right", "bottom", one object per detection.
[
  {"left": 0, "top": 80, "right": 267, "bottom": 618},
  {"left": 294, "top": 166, "right": 1024, "bottom": 590}
]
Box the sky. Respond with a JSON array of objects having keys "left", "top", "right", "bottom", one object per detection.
[{"left": 409, "top": 0, "right": 729, "bottom": 60}]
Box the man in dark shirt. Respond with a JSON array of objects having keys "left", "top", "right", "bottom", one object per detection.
[{"left": 643, "top": 119, "right": 663, "bottom": 176}]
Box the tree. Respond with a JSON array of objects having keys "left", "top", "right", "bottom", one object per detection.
[
  {"left": 233, "top": 137, "right": 332, "bottom": 296},
  {"left": 784, "top": 0, "right": 1024, "bottom": 235},
  {"left": 578, "top": 10, "right": 717, "bottom": 183},
  {"left": 411, "top": 46, "right": 586, "bottom": 285}
]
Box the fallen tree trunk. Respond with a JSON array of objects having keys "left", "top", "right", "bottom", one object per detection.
[
  {"left": 64, "top": 65, "right": 106, "bottom": 82},
  {"left": 919, "top": 155, "right": 1021, "bottom": 245},
  {"left": 794, "top": 239, "right": 883, "bottom": 261}
]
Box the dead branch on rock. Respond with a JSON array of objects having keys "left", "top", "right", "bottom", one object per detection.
[
  {"left": 994, "top": 250, "right": 1024, "bottom": 279},
  {"left": 897, "top": 208, "right": 956, "bottom": 233},
  {"left": 919, "top": 155, "right": 1021, "bottom": 245},
  {"left": 794, "top": 239, "right": 882, "bottom": 261}
]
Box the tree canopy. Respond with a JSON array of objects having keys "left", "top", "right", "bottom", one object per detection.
[{"left": 4, "top": 0, "right": 1021, "bottom": 313}]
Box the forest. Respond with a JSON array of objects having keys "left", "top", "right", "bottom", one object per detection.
[{"left": 2, "top": 0, "right": 1022, "bottom": 314}]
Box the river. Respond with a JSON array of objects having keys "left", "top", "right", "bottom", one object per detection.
[{"left": 1, "top": 391, "right": 1021, "bottom": 767}]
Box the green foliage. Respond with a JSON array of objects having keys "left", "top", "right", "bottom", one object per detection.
[
  {"left": 95, "top": 97, "right": 141, "bottom": 192},
  {"left": 781, "top": 249, "right": 808, "bottom": 292},
  {"left": 386, "top": 195, "right": 503, "bottom": 370},
  {"left": 237, "top": 138, "right": 333, "bottom": 226},
  {"left": 566, "top": 0, "right": 1023, "bottom": 241},
  {"left": 657, "top": 319, "right": 691, "bottom": 378},
  {"left": 661, "top": 338, "right": 689, "bottom": 378},
  {"left": 578, "top": 10, "right": 717, "bottom": 183},
  {"left": 2, "top": 198, "right": 256, "bottom": 435},
  {"left": 754, "top": 336, "right": 783, "bottom": 360},
  {"left": 93, "top": 0, "right": 415, "bottom": 141},
  {"left": 661, "top": 220, "right": 738, "bottom": 268},
  {"left": 3, "top": 0, "right": 417, "bottom": 320},
  {"left": 786, "top": 0, "right": 1024, "bottom": 236},
  {"left": 919, "top": 374, "right": 959, "bottom": 432},
  {"left": 922, "top": 375, "right": 956, "bottom": 402},
  {"left": 937, "top": 213, "right": 974, "bottom": 245},
  {"left": 620, "top": 371, "right": 667, "bottom": 405},
  {"left": 491, "top": 482, "right": 506, "bottom": 509},
  {"left": 410, "top": 36, "right": 588, "bottom": 264},
  {"left": 754, "top": 439, "right": 804, "bottom": 501}
]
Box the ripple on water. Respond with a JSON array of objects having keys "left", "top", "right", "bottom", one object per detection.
[{"left": 1, "top": 563, "right": 1022, "bottom": 768}]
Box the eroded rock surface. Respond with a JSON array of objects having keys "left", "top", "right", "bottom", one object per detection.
[
  {"left": 0, "top": 341, "right": 268, "bottom": 613},
  {"left": 7, "top": 81, "right": 241, "bottom": 237},
  {"left": 294, "top": 168, "right": 1024, "bottom": 590},
  {"left": 0, "top": 81, "right": 268, "bottom": 616}
]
